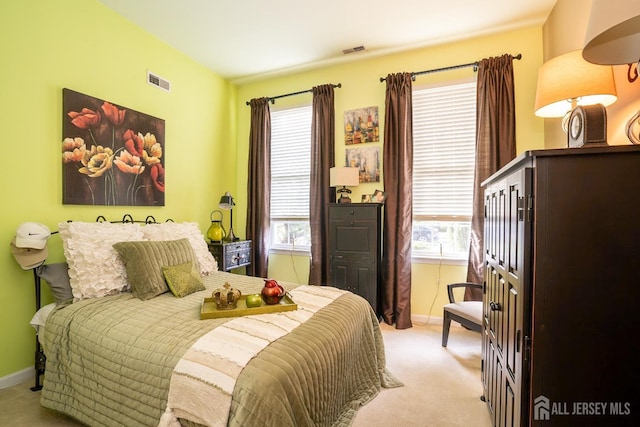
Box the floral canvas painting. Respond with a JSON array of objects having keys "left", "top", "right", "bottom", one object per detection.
[{"left": 62, "top": 88, "right": 165, "bottom": 206}]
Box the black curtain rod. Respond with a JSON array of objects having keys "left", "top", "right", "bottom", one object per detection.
[
  {"left": 246, "top": 83, "right": 342, "bottom": 105},
  {"left": 379, "top": 53, "right": 522, "bottom": 82}
]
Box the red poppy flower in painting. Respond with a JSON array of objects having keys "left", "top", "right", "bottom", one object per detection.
[
  {"left": 123, "top": 129, "right": 144, "bottom": 157},
  {"left": 150, "top": 163, "right": 165, "bottom": 192},
  {"left": 68, "top": 108, "right": 101, "bottom": 129},
  {"left": 101, "top": 101, "right": 126, "bottom": 127}
]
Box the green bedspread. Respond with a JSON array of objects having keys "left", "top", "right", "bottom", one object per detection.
[{"left": 41, "top": 271, "right": 400, "bottom": 426}]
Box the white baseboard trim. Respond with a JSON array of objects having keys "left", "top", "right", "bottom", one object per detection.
[
  {"left": 411, "top": 314, "right": 444, "bottom": 326},
  {"left": 0, "top": 367, "right": 34, "bottom": 390}
]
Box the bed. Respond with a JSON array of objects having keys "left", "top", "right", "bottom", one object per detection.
[{"left": 34, "top": 219, "right": 401, "bottom": 426}]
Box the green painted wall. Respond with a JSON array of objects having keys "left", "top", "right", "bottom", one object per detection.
[
  {"left": 0, "top": 0, "right": 235, "bottom": 378},
  {"left": 235, "top": 26, "right": 546, "bottom": 320}
]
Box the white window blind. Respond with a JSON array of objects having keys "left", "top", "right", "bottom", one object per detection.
[
  {"left": 412, "top": 80, "right": 477, "bottom": 221},
  {"left": 270, "top": 106, "right": 312, "bottom": 219}
]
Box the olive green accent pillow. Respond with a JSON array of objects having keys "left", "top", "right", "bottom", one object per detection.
[
  {"left": 113, "top": 238, "right": 201, "bottom": 300},
  {"left": 162, "top": 261, "right": 205, "bottom": 298}
]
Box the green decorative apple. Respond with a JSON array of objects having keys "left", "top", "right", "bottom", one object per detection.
[{"left": 245, "top": 294, "right": 262, "bottom": 308}]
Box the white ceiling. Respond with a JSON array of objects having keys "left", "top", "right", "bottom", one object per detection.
[{"left": 97, "top": 0, "right": 557, "bottom": 83}]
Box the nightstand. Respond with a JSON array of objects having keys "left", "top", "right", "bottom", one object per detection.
[{"left": 208, "top": 240, "right": 252, "bottom": 272}]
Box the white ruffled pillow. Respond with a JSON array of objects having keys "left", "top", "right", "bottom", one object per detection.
[
  {"left": 141, "top": 222, "right": 218, "bottom": 275},
  {"left": 59, "top": 221, "right": 145, "bottom": 301}
]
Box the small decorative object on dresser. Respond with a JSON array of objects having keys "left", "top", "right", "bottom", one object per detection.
[
  {"left": 567, "top": 104, "right": 608, "bottom": 148},
  {"left": 208, "top": 240, "right": 252, "bottom": 272},
  {"left": 372, "top": 189, "right": 387, "bottom": 203}
]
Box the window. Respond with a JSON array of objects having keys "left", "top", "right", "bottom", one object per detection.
[
  {"left": 270, "top": 105, "right": 312, "bottom": 251},
  {"left": 412, "top": 79, "right": 477, "bottom": 260}
]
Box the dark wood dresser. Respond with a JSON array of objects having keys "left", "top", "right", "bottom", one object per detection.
[
  {"left": 328, "top": 203, "right": 382, "bottom": 314},
  {"left": 481, "top": 146, "right": 640, "bottom": 426}
]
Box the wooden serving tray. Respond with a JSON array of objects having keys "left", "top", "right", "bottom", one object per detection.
[{"left": 200, "top": 294, "right": 297, "bottom": 319}]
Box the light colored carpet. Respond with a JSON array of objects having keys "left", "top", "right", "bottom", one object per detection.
[
  {"left": 353, "top": 321, "right": 491, "bottom": 426},
  {"left": 0, "top": 321, "right": 491, "bottom": 426}
]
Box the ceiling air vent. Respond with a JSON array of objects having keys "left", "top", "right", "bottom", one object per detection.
[
  {"left": 147, "top": 71, "right": 171, "bottom": 92},
  {"left": 342, "top": 45, "right": 366, "bottom": 55}
]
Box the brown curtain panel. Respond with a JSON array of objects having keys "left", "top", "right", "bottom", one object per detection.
[
  {"left": 308, "top": 84, "right": 335, "bottom": 285},
  {"left": 381, "top": 73, "right": 413, "bottom": 329},
  {"left": 246, "top": 97, "right": 271, "bottom": 278},
  {"left": 465, "top": 55, "right": 517, "bottom": 300}
]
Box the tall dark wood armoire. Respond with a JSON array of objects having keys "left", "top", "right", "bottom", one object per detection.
[
  {"left": 482, "top": 146, "right": 640, "bottom": 427},
  {"left": 328, "top": 203, "right": 382, "bottom": 314}
]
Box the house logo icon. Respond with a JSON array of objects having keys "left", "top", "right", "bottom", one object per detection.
[{"left": 534, "top": 395, "right": 550, "bottom": 421}]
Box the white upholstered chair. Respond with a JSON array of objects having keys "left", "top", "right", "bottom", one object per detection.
[{"left": 441, "top": 282, "right": 483, "bottom": 347}]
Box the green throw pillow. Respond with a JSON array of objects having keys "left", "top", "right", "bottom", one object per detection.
[
  {"left": 162, "top": 261, "right": 205, "bottom": 298},
  {"left": 113, "top": 238, "right": 201, "bottom": 300}
]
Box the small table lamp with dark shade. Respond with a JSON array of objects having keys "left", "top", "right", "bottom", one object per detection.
[
  {"left": 219, "top": 191, "right": 239, "bottom": 242},
  {"left": 329, "top": 167, "right": 359, "bottom": 203}
]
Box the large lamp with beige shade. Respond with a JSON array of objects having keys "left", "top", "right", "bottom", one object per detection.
[
  {"left": 534, "top": 50, "right": 617, "bottom": 146},
  {"left": 534, "top": 50, "right": 617, "bottom": 123}
]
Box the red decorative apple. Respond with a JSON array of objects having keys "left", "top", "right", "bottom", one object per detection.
[{"left": 261, "top": 279, "right": 285, "bottom": 305}]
